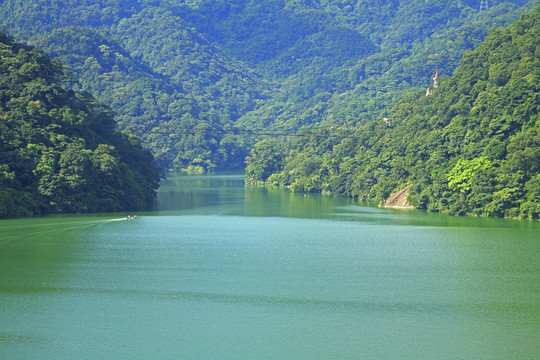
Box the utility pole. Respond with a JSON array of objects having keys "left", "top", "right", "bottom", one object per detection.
[{"left": 480, "top": 0, "right": 488, "bottom": 12}]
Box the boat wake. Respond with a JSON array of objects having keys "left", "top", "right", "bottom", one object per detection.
[
  {"left": 109, "top": 215, "right": 137, "bottom": 221},
  {"left": 1, "top": 216, "right": 139, "bottom": 242}
]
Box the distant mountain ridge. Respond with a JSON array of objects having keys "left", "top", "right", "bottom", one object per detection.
[{"left": 1, "top": 0, "right": 538, "bottom": 171}]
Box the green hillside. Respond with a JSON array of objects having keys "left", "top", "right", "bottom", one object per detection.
[
  {"left": 246, "top": 4, "right": 540, "bottom": 220},
  {"left": 30, "top": 26, "right": 253, "bottom": 170},
  {"left": 1, "top": 1, "right": 270, "bottom": 171},
  {"left": 236, "top": 0, "right": 540, "bottom": 131},
  {"left": 1, "top": 0, "right": 538, "bottom": 171},
  {"left": 0, "top": 34, "right": 161, "bottom": 217}
]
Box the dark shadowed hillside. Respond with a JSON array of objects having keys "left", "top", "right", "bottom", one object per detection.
[{"left": 0, "top": 34, "right": 161, "bottom": 217}]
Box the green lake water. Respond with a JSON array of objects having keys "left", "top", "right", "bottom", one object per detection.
[{"left": 1, "top": 173, "right": 540, "bottom": 359}]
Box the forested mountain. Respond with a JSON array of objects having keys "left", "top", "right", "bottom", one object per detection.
[
  {"left": 246, "top": 4, "right": 540, "bottom": 220},
  {"left": 1, "top": 0, "right": 538, "bottom": 171},
  {"left": 0, "top": 34, "right": 161, "bottom": 217},
  {"left": 236, "top": 0, "right": 539, "bottom": 131},
  {"left": 1, "top": 0, "right": 270, "bottom": 170},
  {"left": 30, "top": 26, "right": 254, "bottom": 170}
]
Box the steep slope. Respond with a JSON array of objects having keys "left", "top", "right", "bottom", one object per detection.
[
  {"left": 0, "top": 34, "right": 161, "bottom": 217},
  {"left": 236, "top": 0, "right": 540, "bottom": 131},
  {"left": 1, "top": 1, "right": 268, "bottom": 171},
  {"left": 30, "top": 26, "right": 251, "bottom": 170},
  {"left": 247, "top": 4, "right": 540, "bottom": 219},
  {"left": 1, "top": 0, "right": 538, "bottom": 172},
  {"left": 181, "top": 0, "right": 377, "bottom": 78},
  {"left": 111, "top": 7, "right": 269, "bottom": 121},
  {"left": 0, "top": 0, "right": 142, "bottom": 36}
]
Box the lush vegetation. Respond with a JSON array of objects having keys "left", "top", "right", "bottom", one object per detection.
[
  {"left": 29, "top": 26, "right": 254, "bottom": 171},
  {"left": 0, "top": 34, "right": 161, "bottom": 217},
  {"left": 1, "top": 0, "right": 538, "bottom": 171},
  {"left": 1, "top": 0, "right": 539, "bottom": 219},
  {"left": 246, "top": 5, "right": 540, "bottom": 220}
]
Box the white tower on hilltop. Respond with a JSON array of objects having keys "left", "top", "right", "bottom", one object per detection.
[
  {"left": 480, "top": 0, "right": 488, "bottom": 12},
  {"left": 426, "top": 70, "right": 439, "bottom": 96}
]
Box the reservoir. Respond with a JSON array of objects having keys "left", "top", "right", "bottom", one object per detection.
[{"left": 1, "top": 173, "right": 539, "bottom": 359}]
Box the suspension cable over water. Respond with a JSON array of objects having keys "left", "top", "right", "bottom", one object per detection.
[{"left": 127, "top": 128, "right": 361, "bottom": 139}]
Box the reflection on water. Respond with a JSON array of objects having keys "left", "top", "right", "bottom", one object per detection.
[
  {"left": 1, "top": 172, "right": 540, "bottom": 360},
  {"left": 157, "top": 173, "right": 539, "bottom": 229}
]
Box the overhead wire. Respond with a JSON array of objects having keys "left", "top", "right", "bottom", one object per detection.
[{"left": 127, "top": 128, "right": 361, "bottom": 139}]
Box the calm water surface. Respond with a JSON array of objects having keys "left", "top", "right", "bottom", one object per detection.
[{"left": 1, "top": 173, "right": 540, "bottom": 359}]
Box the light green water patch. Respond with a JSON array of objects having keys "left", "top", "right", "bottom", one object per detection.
[{"left": 1, "top": 173, "right": 539, "bottom": 359}]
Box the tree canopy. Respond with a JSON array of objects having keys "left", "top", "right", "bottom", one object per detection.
[
  {"left": 0, "top": 34, "right": 161, "bottom": 217},
  {"left": 2, "top": 0, "right": 539, "bottom": 219},
  {"left": 246, "top": 4, "right": 540, "bottom": 220},
  {"left": 1, "top": 0, "right": 538, "bottom": 171}
]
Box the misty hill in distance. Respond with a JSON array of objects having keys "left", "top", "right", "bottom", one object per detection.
[{"left": 2, "top": 0, "right": 538, "bottom": 171}]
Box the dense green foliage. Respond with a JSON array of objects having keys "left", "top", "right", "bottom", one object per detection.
[
  {"left": 245, "top": 139, "right": 285, "bottom": 184},
  {"left": 1, "top": 0, "right": 538, "bottom": 171},
  {"left": 1, "top": 1, "right": 266, "bottom": 171},
  {"left": 29, "top": 26, "right": 252, "bottom": 170},
  {"left": 246, "top": 5, "right": 540, "bottom": 219},
  {"left": 0, "top": 34, "right": 161, "bottom": 217}
]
